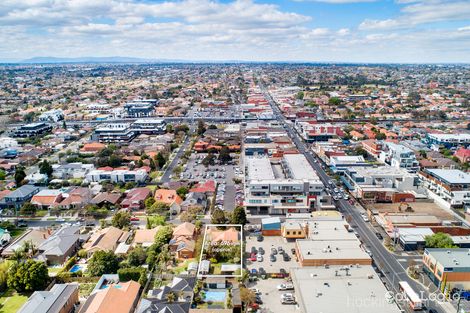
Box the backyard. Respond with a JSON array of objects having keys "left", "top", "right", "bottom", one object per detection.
[{"left": 0, "top": 290, "right": 29, "bottom": 313}]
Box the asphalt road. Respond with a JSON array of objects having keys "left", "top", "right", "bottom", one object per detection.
[{"left": 260, "top": 83, "right": 448, "bottom": 313}]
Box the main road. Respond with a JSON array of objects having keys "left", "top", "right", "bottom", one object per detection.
[{"left": 260, "top": 83, "right": 448, "bottom": 313}]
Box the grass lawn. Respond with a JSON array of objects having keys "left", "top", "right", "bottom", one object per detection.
[
  {"left": 48, "top": 266, "right": 63, "bottom": 275},
  {"left": 35, "top": 210, "right": 48, "bottom": 217},
  {"left": 78, "top": 283, "right": 96, "bottom": 298},
  {"left": 210, "top": 264, "right": 222, "bottom": 275},
  {"left": 0, "top": 290, "right": 29, "bottom": 313},
  {"left": 9, "top": 228, "right": 26, "bottom": 238}
]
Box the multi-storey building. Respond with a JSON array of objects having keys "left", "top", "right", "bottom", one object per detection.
[
  {"left": 426, "top": 133, "right": 470, "bottom": 149},
  {"left": 38, "top": 109, "right": 64, "bottom": 122},
  {"left": 419, "top": 168, "right": 470, "bottom": 208},
  {"left": 379, "top": 142, "right": 419, "bottom": 173},
  {"left": 423, "top": 248, "right": 470, "bottom": 290},
  {"left": 86, "top": 168, "right": 148, "bottom": 184},
  {"left": 131, "top": 118, "right": 166, "bottom": 135},
  {"left": 12, "top": 122, "right": 52, "bottom": 138},
  {"left": 244, "top": 154, "right": 324, "bottom": 215},
  {"left": 93, "top": 123, "right": 136, "bottom": 143},
  {"left": 124, "top": 99, "right": 158, "bottom": 117},
  {"left": 294, "top": 120, "right": 344, "bottom": 143},
  {"left": 342, "top": 166, "right": 422, "bottom": 203}
]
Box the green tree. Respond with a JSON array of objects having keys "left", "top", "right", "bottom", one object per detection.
[
  {"left": 197, "top": 120, "right": 206, "bottom": 136},
  {"left": 166, "top": 124, "right": 174, "bottom": 133},
  {"left": 211, "top": 207, "right": 226, "bottom": 225},
  {"left": 0, "top": 261, "right": 11, "bottom": 292},
  {"left": 144, "top": 197, "right": 155, "bottom": 209},
  {"left": 202, "top": 153, "right": 216, "bottom": 167},
  {"left": 87, "top": 251, "right": 119, "bottom": 277},
  {"left": 127, "top": 246, "right": 147, "bottom": 267},
  {"left": 156, "top": 152, "right": 166, "bottom": 169},
  {"left": 7, "top": 260, "right": 48, "bottom": 292},
  {"left": 231, "top": 206, "right": 247, "bottom": 225},
  {"left": 296, "top": 91, "right": 304, "bottom": 100},
  {"left": 176, "top": 186, "right": 189, "bottom": 200},
  {"left": 154, "top": 225, "right": 173, "bottom": 247},
  {"left": 19, "top": 202, "right": 37, "bottom": 216},
  {"left": 14, "top": 166, "right": 26, "bottom": 186},
  {"left": 328, "top": 97, "right": 342, "bottom": 106},
  {"left": 147, "top": 201, "right": 169, "bottom": 214},
  {"left": 39, "top": 160, "right": 53, "bottom": 178},
  {"left": 0, "top": 170, "right": 6, "bottom": 181},
  {"left": 218, "top": 146, "right": 232, "bottom": 164},
  {"left": 111, "top": 211, "right": 131, "bottom": 229},
  {"left": 425, "top": 233, "right": 456, "bottom": 248},
  {"left": 375, "top": 132, "right": 386, "bottom": 140}
]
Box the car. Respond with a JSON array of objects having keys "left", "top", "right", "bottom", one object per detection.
[
  {"left": 256, "top": 235, "right": 263, "bottom": 242},
  {"left": 257, "top": 254, "right": 263, "bottom": 262},
  {"left": 281, "top": 293, "right": 294, "bottom": 299},
  {"left": 281, "top": 298, "right": 296, "bottom": 304},
  {"left": 343, "top": 195, "right": 349, "bottom": 200},
  {"left": 258, "top": 247, "right": 265, "bottom": 255},
  {"left": 291, "top": 248, "right": 296, "bottom": 255},
  {"left": 251, "top": 247, "right": 257, "bottom": 254},
  {"left": 250, "top": 288, "right": 261, "bottom": 295},
  {"left": 375, "top": 232, "right": 383, "bottom": 240},
  {"left": 279, "top": 268, "right": 287, "bottom": 277},
  {"left": 283, "top": 254, "right": 290, "bottom": 261},
  {"left": 428, "top": 310, "right": 438, "bottom": 313},
  {"left": 250, "top": 253, "right": 257, "bottom": 261},
  {"left": 271, "top": 248, "right": 278, "bottom": 255},
  {"left": 365, "top": 249, "right": 372, "bottom": 257},
  {"left": 270, "top": 254, "right": 277, "bottom": 262},
  {"left": 255, "top": 296, "right": 263, "bottom": 304},
  {"left": 277, "top": 246, "right": 284, "bottom": 253},
  {"left": 277, "top": 283, "right": 294, "bottom": 291},
  {"left": 362, "top": 215, "right": 369, "bottom": 222}
]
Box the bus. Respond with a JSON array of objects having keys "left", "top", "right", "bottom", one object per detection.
[{"left": 399, "top": 281, "right": 423, "bottom": 310}]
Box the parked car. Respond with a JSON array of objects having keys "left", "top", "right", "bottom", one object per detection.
[
  {"left": 257, "top": 235, "right": 264, "bottom": 242},
  {"left": 250, "top": 288, "right": 261, "bottom": 295},
  {"left": 257, "top": 254, "right": 263, "bottom": 262},
  {"left": 250, "top": 253, "right": 257, "bottom": 261},
  {"left": 270, "top": 254, "right": 277, "bottom": 262},
  {"left": 281, "top": 298, "right": 296, "bottom": 304},
  {"left": 283, "top": 254, "right": 291, "bottom": 261},
  {"left": 375, "top": 232, "right": 383, "bottom": 240},
  {"left": 291, "top": 248, "right": 296, "bottom": 255},
  {"left": 258, "top": 247, "right": 265, "bottom": 255},
  {"left": 251, "top": 247, "right": 257, "bottom": 254},
  {"left": 277, "top": 283, "right": 294, "bottom": 291},
  {"left": 271, "top": 248, "right": 278, "bottom": 255}
]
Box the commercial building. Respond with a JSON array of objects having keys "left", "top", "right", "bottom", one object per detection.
[
  {"left": 124, "top": 99, "right": 158, "bottom": 117},
  {"left": 379, "top": 142, "right": 419, "bottom": 173},
  {"left": 342, "top": 166, "right": 422, "bottom": 203},
  {"left": 38, "top": 109, "right": 64, "bottom": 122},
  {"left": 93, "top": 123, "right": 136, "bottom": 143},
  {"left": 244, "top": 154, "right": 324, "bottom": 215},
  {"left": 131, "top": 118, "right": 166, "bottom": 135},
  {"left": 329, "top": 155, "right": 370, "bottom": 174},
  {"left": 294, "top": 120, "right": 344, "bottom": 143},
  {"left": 18, "top": 283, "right": 79, "bottom": 313},
  {"left": 291, "top": 266, "right": 401, "bottom": 313},
  {"left": 12, "top": 122, "right": 52, "bottom": 138},
  {"left": 419, "top": 169, "right": 470, "bottom": 208},
  {"left": 86, "top": 168, "right": 148, "bottom": 184},
  {"left": 426, "top": 133, "right": 470, "bottom": 149},
  {"left": 261, "top": 217, "right": 281, "bottom": 236},
  {"left": 423, "top": 248, "right": 470, "bottom": 290}
]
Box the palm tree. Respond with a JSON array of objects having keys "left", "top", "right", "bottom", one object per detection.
[{"left": 165, "top": 291, "right": 177, "bottom": 303}]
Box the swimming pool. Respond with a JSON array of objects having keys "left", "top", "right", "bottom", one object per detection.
[
  {"left": 204, "top": 290, "right": 226, "bottom": 302},
  {"left": 69, "top": 264, "right": 85, "bottom": 273}
]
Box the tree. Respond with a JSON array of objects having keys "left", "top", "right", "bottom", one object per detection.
[
  {"left": 19, "top": 202, "right": 36, "bottom": 216},
  {"left": 0, "top": 170, "right": 6, "bottom": 181},
  {"left": 425, "top": 232, "right": 456, "bottom": 248},
  {"left": 176, "top": 187, "right": 189, "bottom": 200},
  {"left": 208, "top": 124, "right": 217, "bottom": 130},
  {"left": 0, "top": 261, "right": 11, "bottom": 292},
  {"left": 127, "top": 246, "right": 147, "bottom": 267},
  {"left": 218, "top": 146, "right": 232, "bottom": 164},
  {"left": 156, "top": 152, "right": 166, "bottom": 169},
  {"left": 239, "top": 287, "right": 256, "bottom": 306},
  {"left": 112, "top": 211, "right": 131, "bottom": 229},
  {"left": 154, "top": 225, "right": 173, "bottom": 247},
  {"left": 87, "top": 251, "right": 119, "bottom": 277},
  {"left": 328, "top": 97, "right": 342, "bottom": 106},
  {"left": 166, "top": 124, "right": 173, "bottom": 133},
  {"left": 197, "top": 120, "right": 206, "bottom": 135},
  {"left": 211, "top": 207, "right": 226, "bottom": 225},
  {"left": 7, "top": 260, "right": 48, "bottom": 292},
  {"left": 202, "top": 153, "right": 216, "bottom": 167},
  {"left": 147, "top": 201, "right": 169, "bottom": 214},
  {"left": 375, "top": 132, "right": 386, "bottom": 140},
  {"left": 39, "top": 160, "right": 53, "bottom": 178},
  {"left": 231, "top": 206, "right": 247, "bottom": 225},
  {"left": 144, "top": 197, "right": 155, "bottom": 209},
  {"left": 14, "top": 166, "right": 26, "bottom": 186},
  {"left": 296, "top": 91, "right": 304, "bottom": 100}
]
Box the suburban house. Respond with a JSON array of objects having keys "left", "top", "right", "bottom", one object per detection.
[
  {"left": 454, "top": 147, "right": 470, "bottom": 163},
  {"left": 78, "top": 277, "right": 141, "bottom": 313},
  {"left": 37, "top": 225, "right": 86, "bottom": 265},
  {"left": 80, "top": 142, "right": 106, "bottom": 154},
  {"left": 180, "top": 192, "right": 207, "bottom": 212},
  {"left": 189, "top": 180, "right": 217, "bottom": 196},
  {"left": 90, "top": 192, "right": 122, "bottom": 207},
  {"left": 0, "top": 184, "right": 40, "bottom": 209},
  {"left": 83, "top": 226, "right": 129, "bottom": 257},
  {"left": 31, "top": 189, "right": 65, "bottom": 209},
  {"left": 57, "top": 187, "right": 94, "bottom": 210},
  {"left": 18, "top": 283, "right": 79, "bottom": 313},
  {"left": 154, "top": 189, "right": 183, "bottom": 214},
  {"left": 121, "top": 187, "right": 151, "bottom": 210},
  {"left": 147, "top": 276, "right": 196, "bottom": 302},
  {"left": 169, "top": 222, "right": 197, "bottom": 259},
  {"left": 206, "top": 227, "right": 240, "bottom": 243},
  {"left": 132, "top": 227, "right": 160, "bottom": 248},
  {"left": 2, "top": 229, "right": 52, "bottom": 257}
]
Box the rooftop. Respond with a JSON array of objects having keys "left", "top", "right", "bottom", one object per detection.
[
  {"left": 283, "top": 154, "right": 319, "bottom": 180},
  {"left": 423, "top": 169, "right": 470, "bottom": 185},
  {"left": 425, "top": 248, "right": 470, "bottom": 268},
  {"left": 246, "top": 156, "right": 275, "bottom": 181}
]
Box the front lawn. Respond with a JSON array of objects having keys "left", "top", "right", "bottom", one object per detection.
[{"left": 0, "top": 290, "right": 29, "bottom": 313}]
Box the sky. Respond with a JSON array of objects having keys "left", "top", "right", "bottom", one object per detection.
[{"left": 1, "top": 0, "right": 470, "bottom": 63}]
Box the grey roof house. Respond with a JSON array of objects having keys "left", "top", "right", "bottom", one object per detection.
[
  {"left": 18, "top": 283, "right": 79, "bottom": 313},
  {"left": 0, "top": 184, "right": 40, "bottom": 209}
]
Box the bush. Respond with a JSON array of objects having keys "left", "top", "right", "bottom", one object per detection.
[
  {"left": 118, "top": 267, "right": 147, "bottom": 285},
  {"left": 63, "top": 256, "right": 77, "bottom": 272}
]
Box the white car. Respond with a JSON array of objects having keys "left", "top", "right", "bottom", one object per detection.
[
  {"left": 250, "top": 288, "right": 261, "bottom": 295},
  {"left": 281, "top": 293, "right": 294, "bottom": 299},
  {"left": 277, "top": 283, "right": 294, "bottom": 291},
  {"left": 257, "top": 254, "right": 263, "bottom": 262}
]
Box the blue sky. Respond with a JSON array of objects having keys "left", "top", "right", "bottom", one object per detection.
[{"left": 0, "top": 0, "right": 469, "bottom": 63}]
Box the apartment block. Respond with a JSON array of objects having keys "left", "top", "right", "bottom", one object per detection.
[
  {"left": 86, "top": 168, "right": 148, "bottom": 184},
  {"left": 379, "top": 142, "right": 419, "bottom": 173},
  {"left": 419, "top": 169, "right": 470, "bottom": 208}
]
